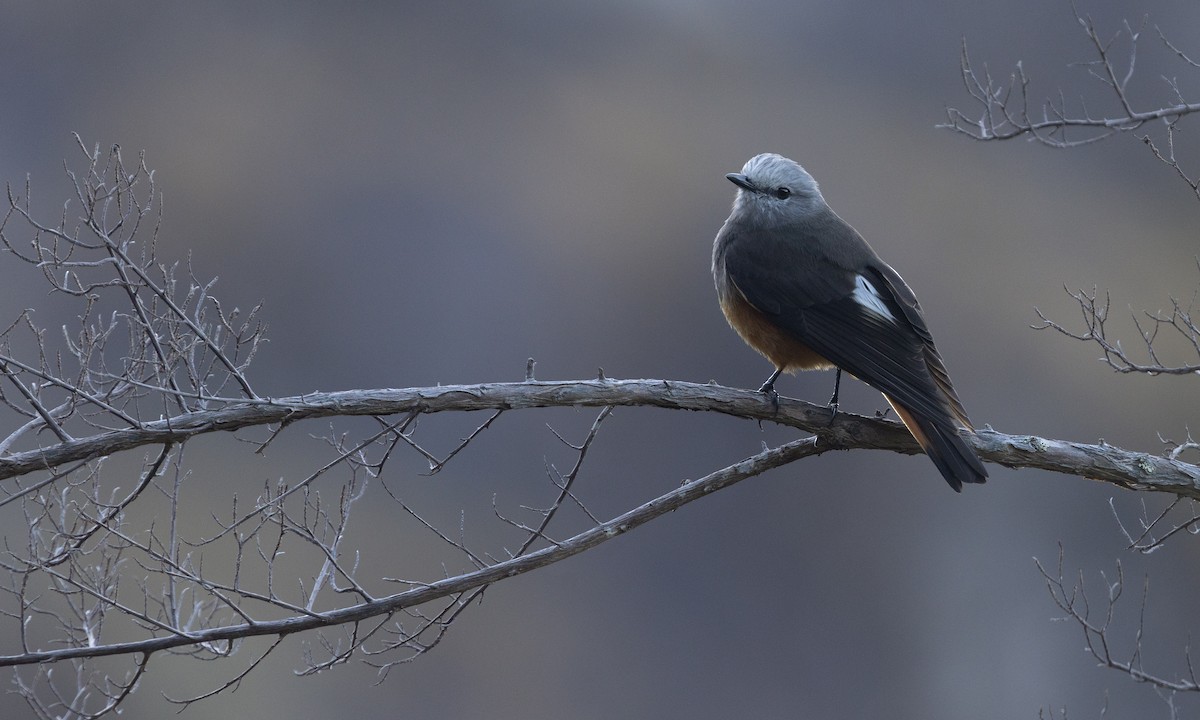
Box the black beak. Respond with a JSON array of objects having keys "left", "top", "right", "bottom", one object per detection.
[{"left": 726, "top": 173, "right": 756, "bottom": 192}]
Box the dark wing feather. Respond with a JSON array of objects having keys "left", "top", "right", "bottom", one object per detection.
[
  {"left": 869, "top": 263, "right": 973, "bottom": 428},
  {"left": 785, "top": 284, "right": 955, "bottom": 425}
]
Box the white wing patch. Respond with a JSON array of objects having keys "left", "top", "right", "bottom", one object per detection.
[{"left": 851, "top": 275, "right": 896, "bottom": 322}]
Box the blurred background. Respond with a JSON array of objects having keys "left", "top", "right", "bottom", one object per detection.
[{"left": 2, "top": 1, "right": 1199, "bottom": 718}]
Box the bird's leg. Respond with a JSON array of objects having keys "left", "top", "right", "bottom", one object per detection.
[
  {"left": 758, "top": 366, "right": 783, "bottom": 413},
  {"left": 827, "top": 367, "right": 842, "bottom": 419},
  {"left": 758, "top": 367, "right": 783, "bottom": 394}
]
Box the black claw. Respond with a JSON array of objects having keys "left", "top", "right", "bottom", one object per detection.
[
  {"left": 758, "top": 367, "right": 783, "bottom": 413},
  {"left": 756, "top": 383, "right": 780, "bottom": 414}
]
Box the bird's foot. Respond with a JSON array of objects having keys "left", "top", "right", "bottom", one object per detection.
[
  {"left": 759, "top": 384, "right": 780, "bottom": 414},
  {"left": 757, "top": 368, "right": 783, "bottom": 414}
]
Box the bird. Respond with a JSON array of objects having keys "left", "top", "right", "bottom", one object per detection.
[{"left": 712, "top": 153, "right": 987, "bottom": 491}]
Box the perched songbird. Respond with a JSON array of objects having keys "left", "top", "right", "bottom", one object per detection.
[{"left": 712, "top": 153, "right": 987, "bottom": 491}]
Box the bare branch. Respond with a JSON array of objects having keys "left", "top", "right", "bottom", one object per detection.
[
  {"left": 515, "top": 405, "right": 612, "bottom": 555},
  {"left": 1034, "top": 279, "right": 1200, "bottom": 377},
  {"left": 163, "top": 637, "right": 284, "bottom": 708},
  {"left": 0, "top": 434, "right": 825, "bottom": 668},
  {"left": 942, "top": 10, "right": 1200, "bottom": 196},
  {"left": 1110, "top": 496, "right": 1200, "bottom": 554},
  {"left": 1140, "top": 123, "right": 1200, "bottom": 200},
  {"left": 1037, "top": 548, "right": 1200, "bottom": 695},
  {"left": 0, "top": 379, "right": 1192, "bottom": 496}
]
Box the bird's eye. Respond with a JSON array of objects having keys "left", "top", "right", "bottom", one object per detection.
[{"left": 774, "top": 187, "right": 791, "bottom": 199}]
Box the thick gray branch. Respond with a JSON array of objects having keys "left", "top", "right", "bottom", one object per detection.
[{"left": 1, "top": 379, "right": 1196, "bottom": 497}]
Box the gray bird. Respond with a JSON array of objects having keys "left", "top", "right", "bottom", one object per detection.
[{"left": 712, "top": 153, "right": 987, "bottom": 491}]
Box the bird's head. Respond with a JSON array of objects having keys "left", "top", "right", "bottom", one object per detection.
[{"left": 726, "top": 153, "right": 826, "bottom": 220}]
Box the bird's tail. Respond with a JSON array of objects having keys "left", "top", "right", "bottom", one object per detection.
[{"left": 888, "top": 401, "right": 988, "bottom": 492}]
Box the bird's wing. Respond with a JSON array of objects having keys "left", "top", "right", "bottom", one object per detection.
[
  {"left": 722, "top": 230, "right": 960, "bottom": 428},
  {"left": 870, "top": 262, "right": 974, "bottom": 428}
]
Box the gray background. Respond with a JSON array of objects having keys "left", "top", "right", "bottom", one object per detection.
[{"left": 2, "top": 2, "right": 1199, "bottom": 718}]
